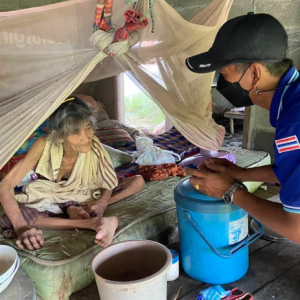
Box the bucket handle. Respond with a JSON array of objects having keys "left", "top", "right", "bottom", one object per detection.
[{"left": 183, "top": 211, "right": 264, "bottom": 259}]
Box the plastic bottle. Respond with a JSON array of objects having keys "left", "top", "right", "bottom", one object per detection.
[{"left": 167, "top": 249, "right": 179, "bottom": 281}]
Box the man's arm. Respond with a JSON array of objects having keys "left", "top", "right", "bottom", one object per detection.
[
  {"left": 239, "top": 165, "right": 279, "bottom": 184},
  {"left": 186, "top": 167, "right": 300, "bottom": 243},
  {"left": 234, "top": 189, "right": 300, "bottom": 243},
  {"left": 200, "top": 159, "right": 279, "bottom": 184}
]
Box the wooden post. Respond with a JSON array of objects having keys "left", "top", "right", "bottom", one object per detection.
[{"left": 230, "top": 118, "right": 234, "bottom": 134}]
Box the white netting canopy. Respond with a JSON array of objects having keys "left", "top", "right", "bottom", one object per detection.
[{"left": 0, "top": 0, "right": 233, "bottom": 169}]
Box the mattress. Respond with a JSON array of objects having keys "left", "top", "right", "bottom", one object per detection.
[
  {"left": 0, "top": 177, "right": 180, "bottom": 300},
  {"left": 0, "top": 147, "right": 270, "bottom": 300}
]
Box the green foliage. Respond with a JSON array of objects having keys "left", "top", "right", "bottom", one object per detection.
[{"left": 125, "top": 93, "right": 165, "bottom": 131}]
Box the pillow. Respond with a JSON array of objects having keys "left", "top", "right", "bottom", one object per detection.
[
  {"left": 97, "top": 119, "right": 139, "bottom": 139},
  {"left": 73, "top": 94, "right": 109, "bottom": 123},
  {"left": 15, "top": 130, "right": 46, "bottom": 154},
  {"left": 36, "top": 119, "right": 51, "bottom": 134},
  {"left": 15, "top": 119, "right": 50, "bottom": 155},
  {"left": 95, "top": 128, "right": 134, "bottom": 147},
  {"left": 102, "top": 144, "right": 133, "bottom": 168}
]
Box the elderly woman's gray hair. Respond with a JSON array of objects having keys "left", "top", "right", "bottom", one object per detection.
[{"left": 49, "top": 97, "right": 95, "bottom": 144}]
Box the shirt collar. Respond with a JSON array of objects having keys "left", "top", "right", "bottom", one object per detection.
[{"left": 270, "top": 66, "right": 298, "bottom": 127}]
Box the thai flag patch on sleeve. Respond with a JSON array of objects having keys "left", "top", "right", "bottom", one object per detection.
[{"left": 275, "top": 135, "right": 300, "bottom": 153}]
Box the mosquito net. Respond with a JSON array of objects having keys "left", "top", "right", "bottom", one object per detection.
[{"left": 0, "top": 0, "right": 233, "bottom": 169}]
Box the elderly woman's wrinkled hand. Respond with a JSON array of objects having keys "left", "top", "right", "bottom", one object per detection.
[
  {"left": 15, "top": 227, "right": 44, "bottom": 251},
  {"left": 86, "top": 199, "right": 109, "bottom": 218},
  {"left": 185, "top": 167, "right": 235, "bottom": 199}
]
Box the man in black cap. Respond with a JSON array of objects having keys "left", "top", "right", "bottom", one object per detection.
[{"left": 186, "top": 13, "right": 300, "bottom": 243}]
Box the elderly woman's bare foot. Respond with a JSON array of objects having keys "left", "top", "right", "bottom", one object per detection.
[
  {"left": 93, "top": 217, "right": 118, "bottom": 247},
  {"left": 67, "top": 206, "right": 91, "bottom": 219}
]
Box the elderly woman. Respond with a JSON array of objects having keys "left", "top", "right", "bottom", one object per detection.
[{"left": 0, "top": 97, "right": 145, "bottom": 251}]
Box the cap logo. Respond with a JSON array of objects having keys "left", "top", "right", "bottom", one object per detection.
[{"left": 199, "top": 64, "right": 211, "bottom": 68}]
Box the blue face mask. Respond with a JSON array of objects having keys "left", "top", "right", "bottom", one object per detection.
[{"left": 216, "top": 66, "right": 253, "bottom": 108}]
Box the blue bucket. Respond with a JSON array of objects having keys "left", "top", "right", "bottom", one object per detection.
[{"left": 174, "top": 179, "right": 263, "bottom": 284}]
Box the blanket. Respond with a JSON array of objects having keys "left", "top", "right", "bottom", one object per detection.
[
  {"left": 137, "top": 164, "right": 186, "bottom": 181},
  {"left": 16, "top": 135, "right": 118, "bottom": 214}
]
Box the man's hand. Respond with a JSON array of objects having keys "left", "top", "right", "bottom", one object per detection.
[
  {"left": 185, "top": 167, "right": 235, "bottom": 199},
  {"left": 198, "top": 158, "right": 245, "bottom": 182},
  {"left": 15, "top": 227, "right": 44, "bottom": 251},
  {"left": 86, "top": 199, "right": 109, "bottom": 218}
]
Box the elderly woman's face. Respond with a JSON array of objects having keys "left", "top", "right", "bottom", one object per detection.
[{"left": 65, "top": 122, "right": 94, "bottom": 153}]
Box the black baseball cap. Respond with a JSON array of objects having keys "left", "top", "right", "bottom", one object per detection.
[{"left": 186, "top": 13, "right": 288, "bottom": 73}]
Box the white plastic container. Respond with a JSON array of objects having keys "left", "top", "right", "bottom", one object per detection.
[
  {"left": 0, "top": 245, "right": 18, "bottom": 285},
  {"left": 200, "top": 149, "right": 218, "bottom": 157},
  {"left": 91, "top": 240, "right": 172, "bottom": 300},
  {"left": 0, "top": 255, "right": 20, "bottom": 293},
  {"left": 167, "top": 249, "right": 179, "bottom": 281}
]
